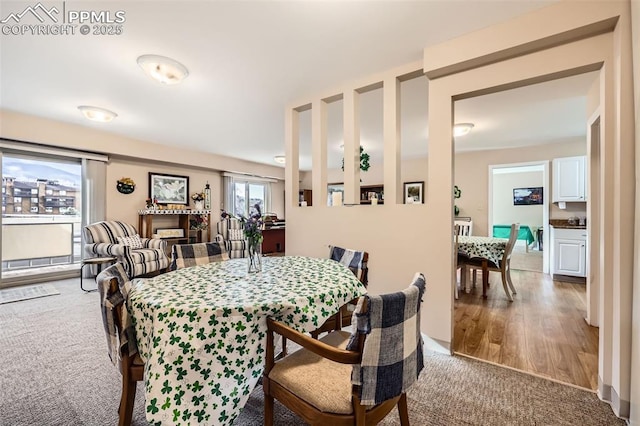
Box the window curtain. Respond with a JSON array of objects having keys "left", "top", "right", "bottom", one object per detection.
[{"left": 81, "top": 158, "right": 106, "bottom": 276}]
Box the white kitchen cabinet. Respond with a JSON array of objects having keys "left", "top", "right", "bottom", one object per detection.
[
  {"left": 550, "top": 227, "right": 587, "bottom": 277},
  {"left": 553, "top": 156, "right": 586, "bottom": 202}
]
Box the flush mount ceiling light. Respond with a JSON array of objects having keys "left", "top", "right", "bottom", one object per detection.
[
  {"left": 274, "top": 155, "right": 286, "bottom": 164},
  {"left": 77, "top": 106, "right": 117, "bottom": 122},
  {"left": 137, "top": 54, "right": 189, "bottom": 85},
  {"left": 453, "top": 122, "right": 474, "bottom": 137}
]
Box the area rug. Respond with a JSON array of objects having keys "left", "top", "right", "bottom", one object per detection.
[{"left": 0, "top": 284, "right": 60, "bottom": 305}]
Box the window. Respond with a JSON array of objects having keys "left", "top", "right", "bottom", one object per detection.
[
  {"left": 31, "top": 188, "right": 37, "bottom": 194},
  {"left": 31, "top": 197, "right": 38, "bottom": 203},
  {"left": 14, "top": 188, "right": 21, "bottom": 194},
  {"left": 233, "top": 182, "right": 267, "bottom": 216},
  {"left": 30, "top": 206, "right": 38, "bottom": 213},
  {"left": 59, "top": 190, "right": 66, "bottom": 195},
  {"left": 45, "top": 189, "right": 53, "bottom": 195},
  {"left": 13, "top": 197, "right": 22, "bottom": 203},
  {"left": 15, "top": 206, "right": 22, "bottom": 212},
  {"left": 224, "top": 175, "right": 271, "bottom": 217},
  {"left": 45, "top": 207, "right": 53, "bottom": 213}
]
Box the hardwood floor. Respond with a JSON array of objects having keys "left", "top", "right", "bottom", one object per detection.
[{"left": 453, "top": 268, "right": 599, "bottom": 390}]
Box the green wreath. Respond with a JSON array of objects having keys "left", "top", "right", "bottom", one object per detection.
[
  {"left": 454, "top": 185, "right": 461, "bottom": 216},
  {"left": 341, "top": 146, "right": 370, "bottom": 172}
]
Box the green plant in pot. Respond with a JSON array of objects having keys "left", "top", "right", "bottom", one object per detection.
[{"left": 454, "top": 185, "right": 462, "bottom": 216}]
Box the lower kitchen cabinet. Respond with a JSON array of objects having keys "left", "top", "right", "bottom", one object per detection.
[{"left": 550, "top": 227, "right": 587, "bottom": 277}]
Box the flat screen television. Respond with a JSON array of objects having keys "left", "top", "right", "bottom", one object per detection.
[{"left": 513, "top": 187, "right": 543, "bottom": 205}]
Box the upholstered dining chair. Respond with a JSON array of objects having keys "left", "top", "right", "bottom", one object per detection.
[
  {"left": 169, "top": 241, "right": 229, "bottom": 271},
  {"left": 96, "top": 263, "right": 144, "bottom": 426},
  {"left": 263, "top": 273, "right": 426, "bottom": 426},
  {"left": 467, "top": 223, "right": 521, "bottom": 301},
  {"left": 310, "top": 246, "right": 369, "bottom": 339},
  {"left": 84, "top": 220, "right": 169, "bottom": 278},
  {"left": 215, "top": 217, "right": 247, "bottom": 258}
]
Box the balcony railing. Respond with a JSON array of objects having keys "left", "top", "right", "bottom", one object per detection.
[{"left": 1, "top": 215, "right": 82, "bottom": 277}]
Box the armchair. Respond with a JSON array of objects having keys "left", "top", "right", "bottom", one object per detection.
[
  {"left": 215, "top": 217, "right": 247, "bottom": 258},
  {"left": 83, "top": 220, "right": 169, "bottom": 278}
]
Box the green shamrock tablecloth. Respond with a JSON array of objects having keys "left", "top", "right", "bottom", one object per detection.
[
  {"left": 128, "top": 256, "right": 366, "bottom": 425},
  {"left": 458, "top": 235, "right": 507, "bottom": 266}
]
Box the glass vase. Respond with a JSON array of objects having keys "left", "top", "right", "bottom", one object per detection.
[{"left": 247, "top": 241, "right": 262, "bottom": 273}]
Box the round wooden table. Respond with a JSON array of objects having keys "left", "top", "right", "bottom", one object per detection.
[{"left": 80, "top": 256, "right": 117, "bottom": 292}]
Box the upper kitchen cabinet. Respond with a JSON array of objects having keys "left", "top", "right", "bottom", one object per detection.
[{"left": 553, "top": 156, "right": 586, "bottom": 202}]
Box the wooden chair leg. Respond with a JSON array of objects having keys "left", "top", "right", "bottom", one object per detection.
[
  {"left": 398, "top": 393, "right": 410, "bottom": 426},
  {"left": 264, "top": 391, "right": 274, "bottom": 426},
  {"left": 506, "top": 262, "right": 517, "bottom": 295},
  {"left": 119, "top": 378, "right": 136, "bottom": 426},
  {"left": 500, "top": 268, "right": 513, "bottom": 302}
]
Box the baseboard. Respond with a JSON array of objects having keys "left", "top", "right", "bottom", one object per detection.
[
  {"left": 599, "top": 377, "right": 612, "bottom": 401},
  {"left": 611, "top": 386, "right": 630, "bottom": 419},
  {"left": 422, "top": 333, "right": 450, "bottom": 355},
  {"left": 552, "top": 274, "right": 586, "bottom": 284},
  {"left": 599, "top": 376, "right": 630, "bottom": 421}
]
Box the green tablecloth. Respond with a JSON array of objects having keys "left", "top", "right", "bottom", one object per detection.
[
  {"left": 492, "top": 224, "right": 535, "bottom": 245},
  {"left": 128, "top": 256, "right": 366, "bottom": 426}
]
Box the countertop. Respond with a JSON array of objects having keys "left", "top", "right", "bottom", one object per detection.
[{"left": 549, "top": 219, "right": 586, "bottom": 230}]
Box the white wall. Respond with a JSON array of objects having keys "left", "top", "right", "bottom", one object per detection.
[{"left": 629, "top": 0, "right": 640, "bottom": 423}]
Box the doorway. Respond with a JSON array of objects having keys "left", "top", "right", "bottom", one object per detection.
[{"left": 451, "top": 72, "right": 598, "bottom": 390}]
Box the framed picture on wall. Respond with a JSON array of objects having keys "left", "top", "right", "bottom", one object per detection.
[
  {"left": 513, "top": 187, "right": 543, "bottom": 205},
  {"left": 404, "top": 181, "right": 424, "bottom": 204},
  {"left": 149, "top": 172, "right": 189, "bottom": 205}
]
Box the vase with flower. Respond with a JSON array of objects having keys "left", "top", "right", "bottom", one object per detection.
[
  {"left": 221, "top": 203, "right": 264, "bottom": 273},
  {"left": 191, "top": 192, "right": 205, "bottom": 210}
]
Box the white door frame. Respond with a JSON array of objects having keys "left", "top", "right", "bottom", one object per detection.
[{"left": 488, "top": 161, "right": 550, "bottom": 274}]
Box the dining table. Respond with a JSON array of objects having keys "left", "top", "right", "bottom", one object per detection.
[
  {"left": 128, "top": 255, "right": 367, "bottom": 426},
  {"left": 457, "top": 235, "right": 508, "bottom": 297}
]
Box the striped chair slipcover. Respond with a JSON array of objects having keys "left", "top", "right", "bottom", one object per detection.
[
  {"left": 170, "top": 242, "right": 229, "bottom": 271},
  {"left": 83, "top": 221, "right": 169, "bottom": 278},
  {"left": 215, "top": 218, "right": 247, "bottom": 258}
]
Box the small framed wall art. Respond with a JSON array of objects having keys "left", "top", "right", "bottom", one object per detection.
[{"left": 404, "top": 181, "right": 424, "bottom": 204}]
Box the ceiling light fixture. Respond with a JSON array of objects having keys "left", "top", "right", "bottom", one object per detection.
[
  {"left": 77, "top": 106, "right": 117, "bottom": 122},
  {"left": 274, "top": 155, "right": 286, "bottom": 164},
  {"left": 137, "top": 54, "right": 189, "bottom": 85},
  {"left": 453, "top": 123, "right": 474, "bottom": 137}
]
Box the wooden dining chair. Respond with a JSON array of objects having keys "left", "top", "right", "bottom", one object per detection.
[
  {"left": 454, "top": 218, "right": 473, "bottom": 236},
  {"left": 263, "top": 273, "right": 426, "bottom": 426},
  {"left": 96, "top": 263, "right": 144, "bottom": 426},
  {"left": 467, "top": 223, "right": 521, "bottom": 301},
  {"left": 169, "top": 241, "right": 229, "bottom": 271},
  {"left": 310, "top": 246, "right": 369, "bottom": 338}
]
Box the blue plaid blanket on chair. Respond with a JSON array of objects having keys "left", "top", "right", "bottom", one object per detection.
[
  {"left": 96, "top": 262, "right": 138, "bottom": 366},
  {"left": 348, "top": 272, "right": 426, "bottom": 405}
]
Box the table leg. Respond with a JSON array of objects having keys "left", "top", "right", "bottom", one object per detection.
[
  {"left": 80, "top": 263, "right": 97, "bottom": 293},
  {"left": 482, "top": 259, "right": 489, "bottom": 299}
]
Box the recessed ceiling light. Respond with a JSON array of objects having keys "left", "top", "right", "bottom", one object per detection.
[
  {"left": 453, "top": 123, "right": 474, "bottom": 137},
  {"left": 274, "top": 155, "right": 286, "bottom": 164},
  {"left": 137, "top": 54, "right": 189, "bottom": 85},
  {"left": 77, "top": 106, "right": 117, "bottom": 122}
]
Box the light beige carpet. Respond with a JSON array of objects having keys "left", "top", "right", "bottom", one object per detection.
[{"left": 510, "top": 246, "right": 543, "bottom": 272}]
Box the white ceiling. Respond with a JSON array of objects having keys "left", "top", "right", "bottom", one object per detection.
[{"left": 0, "top": 0, "right": 595, "bottom": 173}]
